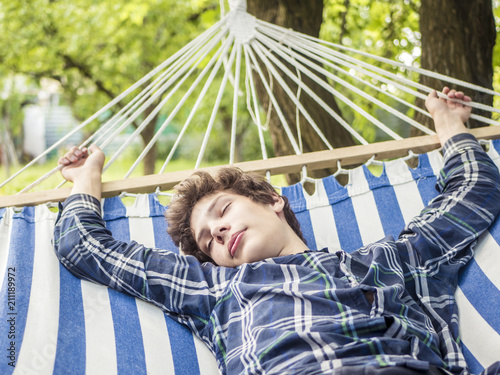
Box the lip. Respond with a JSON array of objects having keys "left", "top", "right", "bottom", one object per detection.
[{"left": 228, "top": 230, "right": 245, "bottom": 257}]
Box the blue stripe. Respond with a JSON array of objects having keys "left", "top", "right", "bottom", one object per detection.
[
  {"left": 486, "top": 213, "right": 500, "bottom": 248},
  {"left": 53, "top": 265, "right": 86, "bottom": 375},
  {"left": 0, "top": 207, "right": 36, "bottom": 374},
  {"left": 102, "top": 196, "right": 127, "bottom": 221},
  {"left": 104, "top": 198, "right": 147, "bottom": 374},
  {"left": 281, "top": 183, "right": 307, "bottom": 213},
  {"left": 409, "top": 154, "right": 439, "bottom": 206},
  {"left": 164, "top": 316, "right": 201, "bottom": 375},
  {"left": 458, "top": 258, "right": 500, "bottom": 335},
  {"left": 295, "top": 210, "right": 317, "bottom": 250},
  {"left": 151, "top": 194, "right": 179, "bottom": 253},
  {"left": 460, "top": 343, "right": 483, "bottom": 375},
  {"left": 108, "top": 289, "right": 147, "bottom": 374},
  {"left": 322, "top": 176, "right": 363, "bottom": 253},
  {"left": 492, "top": 138, "right": 500, "bottom": 155},
  {"left": 281, "top": 184, "right": 316, "bottom": 250},
  {"left": 148, "top": 193, "right": 167, "bottom": 218},
  {"left": 364, "top": 166, "right": 406, "bottom": 239}
]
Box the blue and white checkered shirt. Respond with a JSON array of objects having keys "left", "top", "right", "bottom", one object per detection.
[{"left": 54, "top": 134, "right": 500, "bottom": 375}]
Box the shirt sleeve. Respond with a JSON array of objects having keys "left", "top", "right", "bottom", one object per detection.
[
  {"left": 398, "top": 133, "right": 500, "bottom": 280},
  {"left": 53, "top": 193, "right": 219, "bottom": 331}
]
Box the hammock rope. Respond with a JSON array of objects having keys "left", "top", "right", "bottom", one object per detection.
[
  {"left": 124, "top": 31, "right": 233, "bottom": 178},
  {"left": 0, "top": 21, "right": 223, "bottom": 190},
  {"left": 257, "top": 30, "right": 434, "bottom": 135},
  {"left": 253, "top": 34, "right": 404, "bottom": 140},
  {"left": 1, "top": 0, "right": 500, "bottom": 204},
  {"left": 197, "top": 36, "right": 238, "bottom": 168}
]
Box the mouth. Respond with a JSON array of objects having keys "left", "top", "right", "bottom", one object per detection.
[{"left": 228, "top": 230, "right": 245, "bottom": 257}]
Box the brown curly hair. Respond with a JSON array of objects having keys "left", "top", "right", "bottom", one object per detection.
[{"left": 166, "top": 167, "right": 305, "bottom": 264}]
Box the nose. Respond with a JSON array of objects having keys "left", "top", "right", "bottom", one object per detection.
[{"left": 211, "top": 224, "right": 229, "bottom": 244}]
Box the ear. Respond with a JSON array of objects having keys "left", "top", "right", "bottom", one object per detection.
[{"left": 270, "top": 193, "right": 285, "bottom": 215}]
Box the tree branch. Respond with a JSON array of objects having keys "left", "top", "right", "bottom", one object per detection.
[{"left": 60, "top": 54, "right": 116, "bottom": 100}]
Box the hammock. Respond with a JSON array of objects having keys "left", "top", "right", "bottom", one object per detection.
[
  {"left": 1, "top": 144, "right": 500, "bottom": 374},
  {"left": 1, "top": 0, "right": 500, "bottom": 373}
]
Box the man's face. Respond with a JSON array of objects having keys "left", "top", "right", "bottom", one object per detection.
[{"left": 190, "top": 191, "right": 296, "bottom": 267}]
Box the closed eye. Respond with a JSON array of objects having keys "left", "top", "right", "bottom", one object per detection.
[
  {"left": 222, "top": 202, "right": 231, "bottom": 216},
  {"left": 206, "top": 201, "right": 231, "bottom": 253}
]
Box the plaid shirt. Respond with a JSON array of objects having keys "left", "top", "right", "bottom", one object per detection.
[{"left": 54, "top": 134, "right": 500, "bottom": 375}]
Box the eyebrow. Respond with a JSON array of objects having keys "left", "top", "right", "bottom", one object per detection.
[{"left": 195, "top": 194, "right": 224, "bottom": 247}]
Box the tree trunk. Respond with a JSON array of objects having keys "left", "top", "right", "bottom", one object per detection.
[
  {"left": 247, "top": 0, "right": 355, "bottom": 184},
  {"left": 414, "top": 0, "right": 496, "bottom": 133},
  {"left": 140, "top": 104, "right": 158, "bottom": 176}
]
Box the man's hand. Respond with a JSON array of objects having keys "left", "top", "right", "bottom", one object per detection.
[
  {"left": 425, "top": 87, "right": 471, "bottom": 146},
  {"left": 59, "top": 145, "right": 105, "bottom": 199}
]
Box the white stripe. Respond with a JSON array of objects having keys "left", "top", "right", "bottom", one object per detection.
[
  {"left": 127, "top": 196, "right": 176, "bottom": 374},
  {"left": 126, "top": 198, "right": 153, "bottom": 241},
  {"left": 385, "top": 159, "right": 425, "bottom": 224},
  {"left": 474, "top": 232, "right": 500, "bottom": 289},
  {"left": 135, "top": 300, "right": 176, "bottom": 374},
  {"left": 126, "top": 194, "right": 152, "bottom": 223},
  {"left": 194, "top": 338, "right": 220, "bottom": 375},
  {"left": 303, "top": 180, "right": 341, "bottom": 251},
  {"left": 127, "top": 195, "right": 218, "bottom": 374},
  {"left": 81, "top": 281, "right": 117, "bottom": 375},
  {"left": 14, "top": 206, "right": 59, "bottom": 375},
  {"left": 427, "top": 150, "right": 444, "bottom": 179},
  {"left": 348, "top": 167, "right": 385, "bottom": 244},
  {"left": 455, "top": 287, "right": 500, "bottom": 369}
]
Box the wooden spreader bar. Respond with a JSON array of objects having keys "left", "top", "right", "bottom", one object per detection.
[{"left": 2, "top": 126, "right": 500, "bottom": 208}]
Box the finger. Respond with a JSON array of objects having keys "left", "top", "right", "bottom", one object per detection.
[
  {"left": 58, "top": 157, "right": 70, "bottom": 166},
  {"left": 455, "top": 91, "right": 472, "bottom": 103},
  {"left": 68, "top": 153, "right": 79, "bottom": 163},
  {"left": 427, "top": 90, "right": 438, "bottom": 99},
  {"left": 454, "top": 91, "right": 468, "bottom": 107},
  {"left": 63, "top": 149, "right": 75, "bottom": 160},
  {"left": 447, "top": 89, "right": 457, "bottom": 99},
  {"left": 442, "top": 87, "right": 450, "bottom": 95},
  {"left": 67, "top": 147, "right": 87, "bottom": 163},
  {"left": 77, "top": 147, "right": 89, "bottom": 159}
]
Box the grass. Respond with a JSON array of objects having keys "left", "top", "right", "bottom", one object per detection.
[{"left": 0, "top": 157, "right": 207, "bottom": 196}]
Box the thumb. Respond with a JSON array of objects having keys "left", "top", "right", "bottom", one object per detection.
[
  {"left": 88, "top": 144, "right": 101, "bottom": 154},
  {"left": 425, "top": 90, "right": 438, "bottom": 112},
  {"left": 86, "top": 144, "right": 106, "bottom": 170}
]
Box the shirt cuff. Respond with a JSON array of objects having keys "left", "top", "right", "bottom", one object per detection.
[{"left": 441, "top": 132, "right": 481, "bottom": 163}]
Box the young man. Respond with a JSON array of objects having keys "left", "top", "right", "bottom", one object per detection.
[{"left": 54, "top": 88, "right": 500, "bottom": 375}]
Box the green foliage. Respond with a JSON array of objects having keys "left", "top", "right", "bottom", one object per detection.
[
  {"left": 0, "top": 0, "right": 498, "bottom": 181},
  {"left": 0, "top": 0, "right": 274, "bottom": 173},
  {"left": 0, "top": 76, "right": 27, "bottom": 141},
  {"left": 0, "top": 0, "right": 220, "bottom": 125},
  {"left": 321, "top": 0, "right": 422, "bottom": 142}
]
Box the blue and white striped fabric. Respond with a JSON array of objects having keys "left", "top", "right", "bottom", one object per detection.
[
  {"left": 0, "top": 195, "right": 218, "bottom": 375},
  {"left": 1, "top": 141, "right": 499, "bottom": 374}
]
